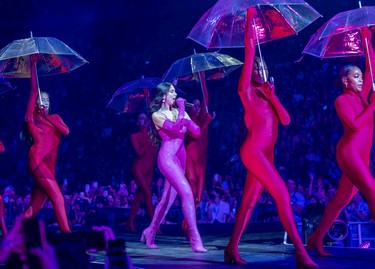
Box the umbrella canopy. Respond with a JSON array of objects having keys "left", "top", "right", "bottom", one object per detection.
[
  {"left": 0, "top": 75, "right": 15, "bottom": 94},
  {"left": 0, "top": 37, "right": 88, "bottom": 78},
  {"left": 303, "top": 6, "right": 375, "bottom": 58},
  {"left": 187, "top": 0, "right": 321, "bottom": 48},
  {"left": 107, "top": 77, "right": 161, "bottom": 114},
  {"left": 162, "top": 52, "right": 243, "bottom": 82},
  {"left": 107, "top": 77, "right": 186, "bottom": 114}
]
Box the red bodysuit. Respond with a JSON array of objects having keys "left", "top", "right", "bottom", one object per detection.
[
  {"left": 307, "top": 28, "right": 375, "bottom": 257},
  {"left": 185, "top": 79, "right": 213, "bottom": 207},
  {"left": 224, "top": 9, "right": 317, "bottom": 269},
  {"left": 128, "top": 116, "right": 158, "bottom": 232},
  {"left": 23, "top": 56, "right": 70, "bottom": 232}
]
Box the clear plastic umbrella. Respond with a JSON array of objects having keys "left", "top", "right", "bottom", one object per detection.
[
  {"left": 0, "top": 35, "right": 88, "bottom": 78},
  {"left": 107, "top": 76, "right": 186, "bottom": 114},
  {"left": 187, "top": 0, "right": 321, "bottom": 49},
  {"left": 302, "top": 3, "right": 375, "bottom": 89},
  {"left": 302, "top": 6, "right": 375, "bottom": 58},
  {"left": 162, "top": 52, "right": 243, "bottom": 82},
  {"left": 107, "top": 76, "right": 161, "bottom": 114},
  {"left": 162, "top": 51, "right": 243, "bottom": 112}
]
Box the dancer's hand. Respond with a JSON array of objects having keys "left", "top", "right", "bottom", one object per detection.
[
  {"left": 92, "top": 225, "right": 116, "bottom": 251},
  {"left": 247, "top": 7, "right": 257, "bottom": 20},
  {"left": 30, "top": 54, "right": 38, "bottom": 65},
  {"left": 259, "top": 81, "right": 276, "bottom": 103},
  {"left": 38, "top": 105, "right": 48, "bottom": 116},
  {"left": 29, "top": 243, "right": 59, "bottom": 269},
  {"left": 361, "top": 26, "right": 372, "bottom": 40}
]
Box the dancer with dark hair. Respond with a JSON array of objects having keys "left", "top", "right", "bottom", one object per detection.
[
  {"left": 307, "top": 27, "right": 375, "bottom": 257},
  {"left": 127, "top": 112, "right": 158, "bottom": 232},
  {"left": 141, "top": 82, "right": 206, "bottom": 252},
  {"left": 185, "top": 78, "right": 214, "bottom": 208},
  {"left": 224, "top": 9, "right": 317, "bottom": 268},
  {"left": 183, "top": 76, "right": 214, "bottom": 235},
  {"left": 23, "top": 54, "right": 70, "bottom": 232}
]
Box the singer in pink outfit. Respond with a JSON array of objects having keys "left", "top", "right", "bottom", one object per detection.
[
  {"left": 127, "top": 113, "right": 158, "bottom": 232},
  {"left": 224, "top": 9, "right": 317, "bottom": 269},
  {"left": 140, "top": 82, "right": 207, "bottom": 253},
  {"left": 307, "top": 27, "right": 375, "bottom": 257},
  {"left": 23, "top": 54, "right": 70, "bottom": 232}
]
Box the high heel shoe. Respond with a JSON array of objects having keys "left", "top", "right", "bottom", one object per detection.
[
  {"left": 140, "top": 228, "right": 158, "bottom": 249},
  {"left": 189, "top": 230, "right": 207, "bottom": 253},
  {"left": 224, "top": 247, "right": 247, "bottom": 264},
  {"left": 296, "top": 253, "right": 318, "bottom": 269},
  {"left": 306, "top": 237, "right": 332, "bottom": 257}
]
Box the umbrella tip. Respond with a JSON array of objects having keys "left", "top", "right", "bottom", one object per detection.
[
  {"left": 30, "top": 31, "right": 33, "bottom": 38},
  {"left": 359, "top": 1, "right": 362, "bottom": 8}
]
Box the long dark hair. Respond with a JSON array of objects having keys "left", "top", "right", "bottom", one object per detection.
[
  {"left": 148, "top": 82, "right": 174, "bottom": 146},
  {"left": 149, "top": 82, "right": 173, "bottom": 113},
  {"left": 20, "top": 121, "right": 33, "bottom": 148}
]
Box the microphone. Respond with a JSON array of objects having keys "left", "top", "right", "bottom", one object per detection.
[
  {"left": 173, "top": 101, "right": 194, "bottom": 108},
  {"left": 185, "top": 102, "right": 194, "bottom": 108}
]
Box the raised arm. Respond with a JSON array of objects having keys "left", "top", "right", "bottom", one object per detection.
[
  {"left": 335, "top": 94, "right": 375, "bottom": 130},
  {"left": 361, "top": 26, "right": 374, "bottom": 98},
  {"left": 238, "top": 8, "right": 257, "bottom": 94},
  {"left": 200, "top": 72, "right": 209, "bottom": 113},
  {"left": 25, "top": 54, "right": 38, "bottom": 123}
]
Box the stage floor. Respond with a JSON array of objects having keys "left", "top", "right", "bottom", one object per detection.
[{"left": 90, "top": 228, "right": 375, "bottom": 269}]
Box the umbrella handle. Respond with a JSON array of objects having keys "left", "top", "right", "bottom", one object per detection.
[
  {"left": 197, "top": 72, "right": 209, "bottom": 113},
  {"left": 34, "top": 62, "right": 42, "bottom": 104},
  {"left": 193, "top": 49, "right": 209, "bottom": 113},
  {"left": 364, "top": 38, "right": 375, "bottom": 91},
  {"left": 253, "top": 19, "right": 267, "bottom": 83}
]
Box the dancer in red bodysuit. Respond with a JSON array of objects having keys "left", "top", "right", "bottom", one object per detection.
[
  {"left": 23, "top": 54, "right": 70, "bottom": 232},
  {"left": 307, "top": 27, "right": 375, "bottom": 257},
  {"left": 183, "top": 77, "right": 214, "bottom": 236},
  {"left": 127, "top": 113, "right": 158, "bottom": 232},
  {"left": 0, "top": 140, "right": 7, "bottom": 236},
  {"left": 224, "top": 9, "right": 317, "bottom": 269},
  {"left": 185, "top": 77, "right": 214, "bottom": 208},
  {"left": 140, "top": 82, "right": 206, "bottom": 252}
]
